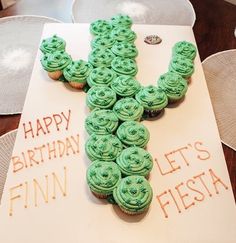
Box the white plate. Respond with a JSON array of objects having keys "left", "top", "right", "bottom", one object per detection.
[
  {"left": 0, "top": 15, "right": 61, "bottom": 115},
  {"left": 203, "top": 49, "right": 236, "bottom": 151},
  {"left": 0, "top": 129, "right": 17, "bottom": 202},
  {"left": 72, "top": 0, "right": 196, "bottom": 26}
]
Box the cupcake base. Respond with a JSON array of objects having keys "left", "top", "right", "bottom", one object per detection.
[
  {"left": 69, "top": 81, "right": 86, "bottom": 89},
  {"left": 92, "top": 191, "right": 109, "bottom": 199},
  {"left": 144, "top": 109, "right": 162, "bottom": 118},
  {"left": 118, "top": 205, "right": 149, "bottom": 215},
  {"left": 48, "top": 70, "right": 63, "bottom": 80}
]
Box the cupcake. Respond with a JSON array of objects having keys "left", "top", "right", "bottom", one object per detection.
[
  {"left": 158, "top": 72, "right": 188, "bottom": 103},
  {"left": 116, "top": 121, "right": 150, "bottom": 148},
  {"left": 87, "top": 161, "right": 121, "bottom": 199},
  {"left": 111, "top": 57, "right": 138, "bottom": 76},
  {"left": 111, "top": 27, "right": 137, "bottom": 42},
  {"left": 85, "top": 109, "right": 119, "bottom": 135},
  {"left": 63, "top": 60, "right": 93, "bottom": 89},
  {"left": 91, "top": 34, "right": 116, "bottom": 49},
  {"left": 116, "top": 147, "right": 153, "bottom": 177},
  {"left": 110, "top": 14, "right": 133, "bottom": 28},
  {"left": 113, "top": 97, "right": 144, "bottom": 122},
  {"left": 169, "top": 55, "right": 194, "bottom": 79},
  {"left": 111, "top": 42, "right": 138, "bottom": 59},
  {"left": 85, "top": 134, "right": 123, "bottom": 162},
  {"left": 90, "top": 19, "right": 112, "bottom": 36},
  {"left": 40, "top": 50, "right": 71, "bottom": 80},
  {"left": 111, "top": 75, "right": 141, "bottom": 98},
  {"left": 172, "top": 41, "right": 197, "bottom": 61},
  {"left": 87, "top": 67, "right": 116, "bottom": 87},
  {"left": 113, "top": 175, "right": 153, "bottom": 215},
  {"left": 89, "top": 48, "right": 115, "bottom": 68},
  {"left": 40, "top": 35, "right": 66, "bottom": 54},
  {"left": 86, "top": 86, "right": 117, "bottom": 110},
  {"left": 135, "top": 85, "right": 168, "bottom": 118}
]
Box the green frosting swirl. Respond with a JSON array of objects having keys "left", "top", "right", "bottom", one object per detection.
[
  {"left": 111, "top": 75, "right": 141, "bottom": 97},
  {"left": 135, "top": 85, "right": 168, "bottom": 111},
  {"left": 111, "top": 27, "right": 137, "bottom": 42},
  {"left": 116, "top": 147, "right": 153, "bottom": 177},
  {"left": 111, "top": 42, "right": 138, "bottom": 58},
  {"left": 158, "top": 72, "right": 188, "bottom": 101},
  {"left": 91, "top": 34, "right": 115, "bottom": 49},
  {"left": 169, "top": 55, "right": 194, "bottom": 78},
  {"left": 110, "top": 14, "right": 132, "bottom": 28},
  {"left": 89, "top": 48, "right": 115, "bottom": 67},
  {"left": 111, "top": 57, "right": 138, "bottom": 76},
  {"left": 90, "top": 19, "right": 112, "bottom": 36},
  {"left": 40, "top": 35, "right": 66, "bottom": 54},
  {"left": 63, "top": 60, "right": 93, "bottom": 83},
  {"left": 116, "top": 121, "right": 150, "bottom": 148},
  {"left": 87, "top": 67, "right": 116, "bottom": 87},
  {"left": 173, "top": 41, "right": 197, "bottom": 60},
  {"left": 113, "top": 175, "right": 153, "bottom": 213},
  {"left": 87, "top": 161, "right": 121, "bottom": 195},
  {"left": 113, "top": 97, "right": 144, "bottom": 121},
  {"left": 85, "top": 109, "right": 119, "bottom": 135},
  {"left": 86, "top": 86, "right": 117, "bottom": 110},
  {"left": 40, "top": 50, "right": 72, "bottom": 72},
  {"left": 85, "top": 134, "right": 123, "bottom": 161}
]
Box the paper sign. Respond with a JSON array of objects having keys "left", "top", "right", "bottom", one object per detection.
[{"left": 0, "top": 24, "right": 235, "bottom": 243}]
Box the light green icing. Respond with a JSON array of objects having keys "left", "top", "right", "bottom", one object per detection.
[
  {"left": 111, "top": 75, "right": 141, "bottom": 97},
  {"left": 169, "top": 55, "right": 194, "bottom": 79},
  {"left": 40, "top": 35, "right": 66, "bottom": 54},
  {"left": 89, "top": 48, "right": 115, "bottom": 67},
  {"left": 111, "top": 27, "right": 137, "bottom": 42},
  {"left": 85, "top": 134, "right": 123, "bottom": 161},
  {"left": 87, "top": 161, "right": 121, "bottom": 195},
  {"left": 135, "top": 85, "right": 168, "bottom": 111},
  {"left": 90, "top": 19, "right": 112, "bottom": 36},
  {"left": 113, "top": 97, "right": 143, "bottom": 121},
  {"left": 86, "top": 86, "right": 117, "bottom": 110},
  {"left": 111, "top": 42, "right": 138, "bottom": 58},
  {"left": 87, "top": 67, "right": 116, "bottom": 87},
  {"left": 173, "top": 41, "right": 197, "bottom": 60},
  {"left": 111, "top": 56, "right": 138, "bottom": 76},
  {"left": 91, "top": 35, "right": 115, "bottom": 49},
  {"left": 63, "top": 60, "right": 93, "bottom": 83},
  {"left": 158, "top": 72, "right": 188, "bottom": 102},
  {"left": 113, "top": 175, "right": 153, "bottom": 213},
  {"left": 116, "top": 147, "right": 153, "bottom": 177},
  {"left": 110, "top": 14, "right": 132, "bottom": 28},
  {"left": 40, "top": 50, "right": 71, "bottom": 72},
  {"left": 85, "top": 109, "right": 119, "bottom": 135},
  {"left": 116, "top": 121, "right": 150, "bottom": 148}
]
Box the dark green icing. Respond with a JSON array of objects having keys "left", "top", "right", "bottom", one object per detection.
[
  {"left": 90, "top": 19, "right": 112, "bottom": 36},
  {"left": 111, "top": 75, "right": 141, "bottom": 97},
  {"left": 135, "top": 85, "right": 168, "bottom": 111},
  {"left": 116, "top": 121, "right": 150, "bottom": 148},
  {"left": 85, "top": 134, "right": 123, "bottom": 161},
  {"left": 89, "top": 48, "right": 115, "bottom": 67},
  {"left": 113, "top": 175, "right": 153, "bottom": 213},
  {"left": 40, "top": 35, "right": 66, "bottom": 54},
  {"left": 63, "top": 60, "right": 93, "bottom": 83},
  {"left": 111, "top": 56, "right": 138, "bottom": 76},
  {"left": 111, "top": 42, "right": 138, "bottom": 58},
  {"left": 87, "top": 67, "right": 116, "bottom": 87},
  {"left": 85, "top": 109, "right": 119, "bottom": 135},
  {"left": 40, "top": 50, "right": 71, "bottom": 72},
  {"left": 113, "top": 97, "right": 144, "bottom": 121},
  {"left": 116, "top": 147, "right": 153, "bottom": 177},
  {"left": 86, "top": 86, "right": 117, "bottom": 110},
  {"left": 87, "top": 161, "right": 121, "bottom": 195}
]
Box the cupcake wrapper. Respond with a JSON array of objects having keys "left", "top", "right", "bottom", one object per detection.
[
  {"left": 69, "top": 81, "right": 86, "bottom": 89},
  {"left": 118, "top": 205, "right": 149, "bottom": 215},
  {"left": 92, "top": 191, "right": 109, "bottom": 199},
  {"left": 144, "top": 109, "right": 162, "bottom": 118},
  {"left": 48, "top": 70, "right": 63, "bottom": 80}
]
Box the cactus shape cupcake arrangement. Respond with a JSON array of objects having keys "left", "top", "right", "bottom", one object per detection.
[{"left": 39, "top": 14, "right": 196, "bottom": 216}]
